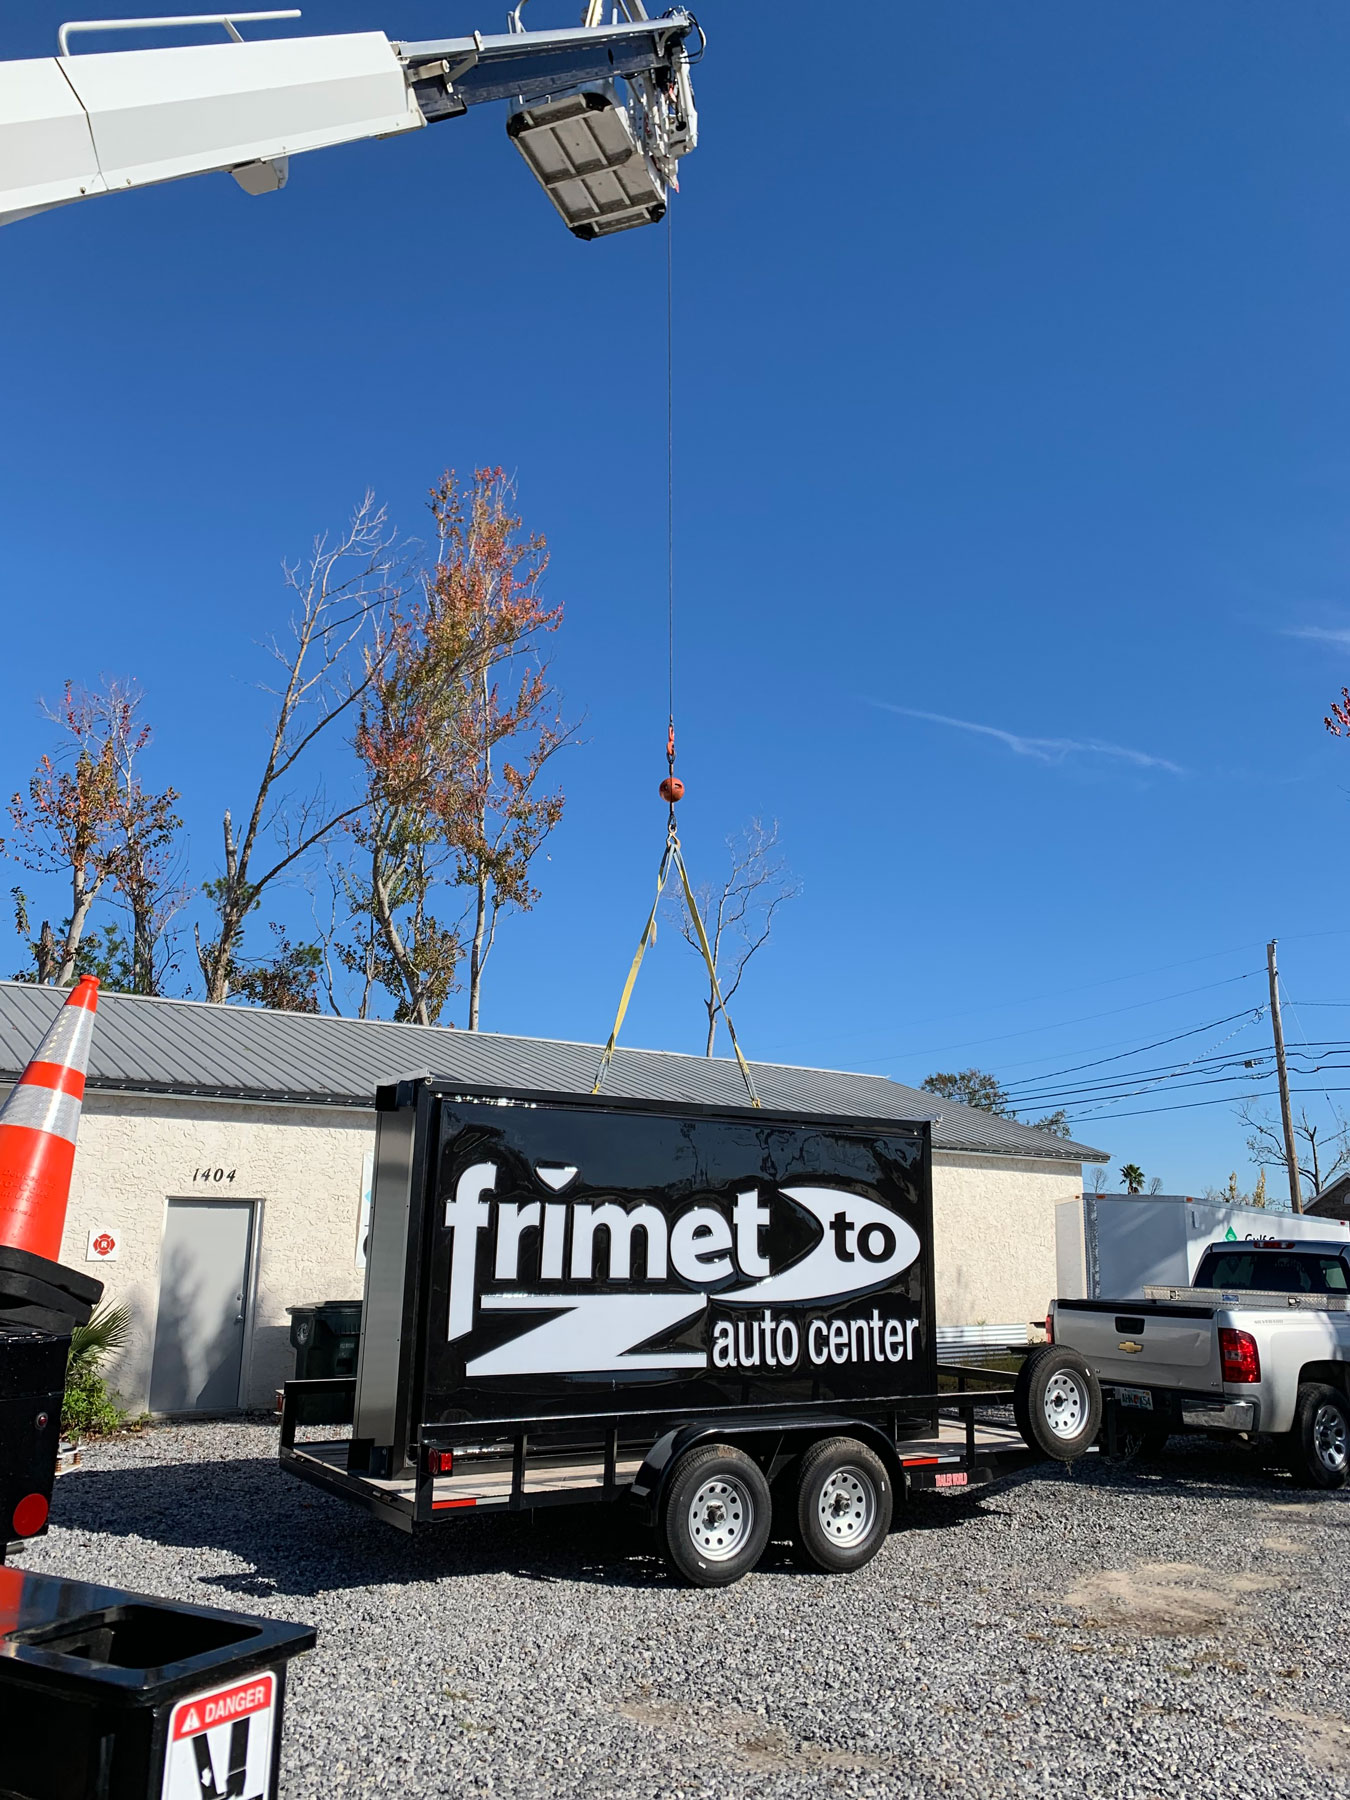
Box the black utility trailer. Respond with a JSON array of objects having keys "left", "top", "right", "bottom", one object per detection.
[{"left": 280, "top": 1082, "right": 1033, "bottom": 1586}]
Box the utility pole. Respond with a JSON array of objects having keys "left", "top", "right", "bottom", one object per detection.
[{"left": 1267, "top": 939, "right": 1303, "bottom": 1213}]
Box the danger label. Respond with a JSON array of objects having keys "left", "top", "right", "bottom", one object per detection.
[{"left": 162, "top": 1670, "right": 276, "bottom": 1799}]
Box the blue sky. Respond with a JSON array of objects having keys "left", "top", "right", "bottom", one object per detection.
[{"left": 4, "top": 0, "right": 1350, "bottom": 1196}]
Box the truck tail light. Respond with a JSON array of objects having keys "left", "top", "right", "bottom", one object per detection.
[
  {"left": 1219, "top": 1327, "right": 1260, "bottom": 1384},
  {"left": 427, "top": 1448, "right": 454, "bottom": 1476},
  {"left": 1045, "top": 1308, "right": 1054, "bottom": 1344}
]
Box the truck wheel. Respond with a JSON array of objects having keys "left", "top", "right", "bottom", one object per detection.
[
  {"left": 1013, "top": 1346, "right": 1101, "bottom": 1461},
  {"left": 791, "top": 1437, "right": 893, "bottom": 1574},
  {"left": 657, "top": 1444, "right": 772, "bottom": 1587},
  {"left": 1287, "top": 1383, "right": 1350, "bottom": 1490}
]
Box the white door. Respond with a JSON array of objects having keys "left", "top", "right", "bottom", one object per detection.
[{"left": 150, "top": 1199, "right": 255, "bottom": 1413}]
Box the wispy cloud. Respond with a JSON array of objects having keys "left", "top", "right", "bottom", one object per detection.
[
  {"left": 1283, "top": 625, "right": 1350, "bottom": 647},
  {"left": 872, "top": 703, "right": 1186, "bottom": 775}
]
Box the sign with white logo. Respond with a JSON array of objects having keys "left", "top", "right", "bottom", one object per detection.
[
  {"left": 414, "top": 1102, "right": 933, "bottom": 1419},
  {"left": 86, "top": 1227, "right": 119, "bottom": 1262},
  {"left": 161, "top": 1670, "right": 276, "bottom": 1800}
]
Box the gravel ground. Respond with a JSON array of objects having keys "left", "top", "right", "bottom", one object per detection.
[{"left": 13, "top": 1420, "right": 1350, "bottom": 1798}]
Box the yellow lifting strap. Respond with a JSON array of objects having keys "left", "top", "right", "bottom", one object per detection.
[{"left": 592, "top": 820, "right": 762, "bottom": 1107}]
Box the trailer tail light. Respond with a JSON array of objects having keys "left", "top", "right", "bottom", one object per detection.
[
  {"left": 1219, "top": 1327, "right": 1260, "bottom": 1384},
  {"left": 427, "top": 1448, "right": 454, "bottom": 1476}
]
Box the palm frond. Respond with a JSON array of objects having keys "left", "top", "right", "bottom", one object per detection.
[{"left": 69, "top": 1300, "right": 133, "bottom": 1365}]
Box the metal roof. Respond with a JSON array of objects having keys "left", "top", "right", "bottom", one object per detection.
[{"left": 0, "top": 981, "right": 1108, "bottom": 1163}]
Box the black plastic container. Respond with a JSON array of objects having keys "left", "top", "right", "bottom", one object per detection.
[
  {"left": 0, "top": 1566, "right": 314, "bottom": 1800},
  {"left": 286, "top": 1302, "right": 361, "bottom": 1426},
  {"left": 0, "top": 1330, "right": 69, "bottom": 1549},
  {"left": 286, "top": 1303, "right": 361, "bottom": 1382},
  {"left": 0, "top": 1246, "right": 103, "bottom": 1552}
]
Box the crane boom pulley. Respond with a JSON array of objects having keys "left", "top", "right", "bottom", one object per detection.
[{"left": 0, "top": 7, "right": 700, "bottom": 234}]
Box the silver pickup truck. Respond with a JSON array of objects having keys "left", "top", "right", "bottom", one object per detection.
[{"left": 1012, "top": 1240, "right": 1350, "bottom": 1488}]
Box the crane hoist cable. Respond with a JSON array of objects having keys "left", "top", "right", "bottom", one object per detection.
[{"left": 592, "top": 210, "right": 760, "bottom": 1108}]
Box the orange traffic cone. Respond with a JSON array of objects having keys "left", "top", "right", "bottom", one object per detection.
[{"left": 0, "top": 977, "right": 98, "bottom": 1263}]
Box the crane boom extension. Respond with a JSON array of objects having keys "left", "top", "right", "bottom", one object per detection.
[{"left": 0, "top": 9, "right": 699, "bottom": 234}]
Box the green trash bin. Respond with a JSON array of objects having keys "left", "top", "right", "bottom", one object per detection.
[{"left": 286, "top": 1300, "right": 361, "bottom": 1425}]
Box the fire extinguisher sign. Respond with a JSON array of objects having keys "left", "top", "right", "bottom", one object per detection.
[{"left": 161, "top": 1669, "right": 277, "bottom": 1799}]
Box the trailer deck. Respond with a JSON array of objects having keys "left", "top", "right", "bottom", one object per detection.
[{"left": 280, "top": 1374, "right": 1035, "bottom": 1534}]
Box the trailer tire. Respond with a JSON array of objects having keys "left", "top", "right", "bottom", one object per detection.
[
  {"left": 791, "top": 1437, "right": 892, "bottom": 1574},
  {"left": 1014, "top": 1346, "right": 1101, "bottom": 1461},
  {"left": 657, "top": 1444, "right": 772, "bottom": 1587},
  {"left": 1286, "top": 1382, "right": 1350, "bottom": 1490}
]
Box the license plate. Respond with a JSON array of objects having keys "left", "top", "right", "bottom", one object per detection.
[{"left": 1114, "top": 1386, "right": 1153, "bottom": 1411}]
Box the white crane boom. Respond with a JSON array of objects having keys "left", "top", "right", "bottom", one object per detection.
[{"left": 0, "top": 7, "right": 700, "bottom": 234}]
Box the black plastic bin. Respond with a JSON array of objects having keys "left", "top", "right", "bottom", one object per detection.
[
  {"left": 0, "top": 1565, "right": 314, "bottom": 1799},
  {"left": 0, "top": 1245, "right": 103, "bottom": 1554},
  {"left": 286, "top": 1302, "right": 361, "bottom": 1426}
]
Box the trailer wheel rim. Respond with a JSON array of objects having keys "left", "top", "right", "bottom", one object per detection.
[
  {"left": 816, "top": 1465, "right": 877, "bottom": 1546},
  {"left": 1042, "top": 1369, "right": 1088, "bottom": 1440},
  {"left": 687, "top": 1475, "right": 754, "bottom": 1561},
  {"left": 1313, "top": 1402, "right": 1348, "bottom": 1473}
]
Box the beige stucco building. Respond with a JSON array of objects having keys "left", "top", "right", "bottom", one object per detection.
[{"left": 0, "top": 983, "right": 1106, "bottom": 1414}]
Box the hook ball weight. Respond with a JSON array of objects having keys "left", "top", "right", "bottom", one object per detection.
[{"left": 660, "top": 776, "right": 685, "bottom": 802}]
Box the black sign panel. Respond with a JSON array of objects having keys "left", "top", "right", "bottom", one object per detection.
[{"left": 411, "top": 1097, "right": 934, "bottom": 1425}]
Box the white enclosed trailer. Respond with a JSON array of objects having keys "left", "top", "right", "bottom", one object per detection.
[{"left": 1055, "top": 1192, "right": 1350, "bottom": 1303}]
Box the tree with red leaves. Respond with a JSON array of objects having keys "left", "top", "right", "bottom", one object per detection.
[
  {"left": 348, "top": 468, "right": 574, "bottom": 1026},
  {"left": 6, "top": 682, "right": 181, "bottom": 990}
]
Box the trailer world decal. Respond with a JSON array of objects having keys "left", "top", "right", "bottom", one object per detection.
[{"left": 443, "top": 1161, "right": 922, "bottom": 1377}]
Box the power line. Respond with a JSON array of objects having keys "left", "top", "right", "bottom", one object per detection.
[
  {"left": 1012, "top": 1068, "right": 1281, "bottom": 1111},
  {"left": 890, "top": 971, "right": 1262, "bottom": 1064},
  {"left": 807, "top": 941, "right": 1272, "bottom": 1057},
  {"left": 1012, "top": 1052, "right": 1350, "bottom": 1106},
  {"left": 1014, "top": 1056, "right": 1350, "bottom": 1107},
  {"left": 1052, "top": 1084, "right": 1350, "bottom": 1125},
  {"left": 815, "top": 927, "right": 1350, "bottom": 1063},
  {"left": 1001, "top": 1008, "right": 1266, "bottom": 1091},
  {"left": 1005, "top": 1010, "right": 1267, "bottom": 1119}
]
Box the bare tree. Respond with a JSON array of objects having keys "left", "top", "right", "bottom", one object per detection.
[
  {"left": 671, "top": 819, "right": 800, "bottom": 1057},
  {"left": 1240, "top": 1099, "right": 1350, "bottom": 1202},
  {"left": 196, "top": 495, "right": 400, "bottom": 1003},
  {"left": 100, "top": 681, "right": 185, "bottom": 994}
]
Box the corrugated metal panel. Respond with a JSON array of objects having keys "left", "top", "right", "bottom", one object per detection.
[
  {"left": 936, "top": 1324, "right": 1031, "bottom": 1350},
  {"left": 0, "top": 981, "right": 1108, "bottom": 1163}
]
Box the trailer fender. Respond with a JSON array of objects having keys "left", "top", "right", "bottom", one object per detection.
[{"left": 629, "top": 1417, "right": 906, "bottom": 1526}]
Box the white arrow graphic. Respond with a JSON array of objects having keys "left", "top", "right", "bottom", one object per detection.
[
  {"left": 721, "top": 1186, "right": 920, "bottom": 1305},
  {"left": 465, "top": 1292, "right": 707, "bottom": 1377}
]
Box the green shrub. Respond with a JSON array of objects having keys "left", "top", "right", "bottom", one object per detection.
[
  {"left": 62, "top": 1360, "right": 127, "bottom": 1437},
  {"left": 62, "top": 1301, "right": 133, "bottom": 1439}
]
